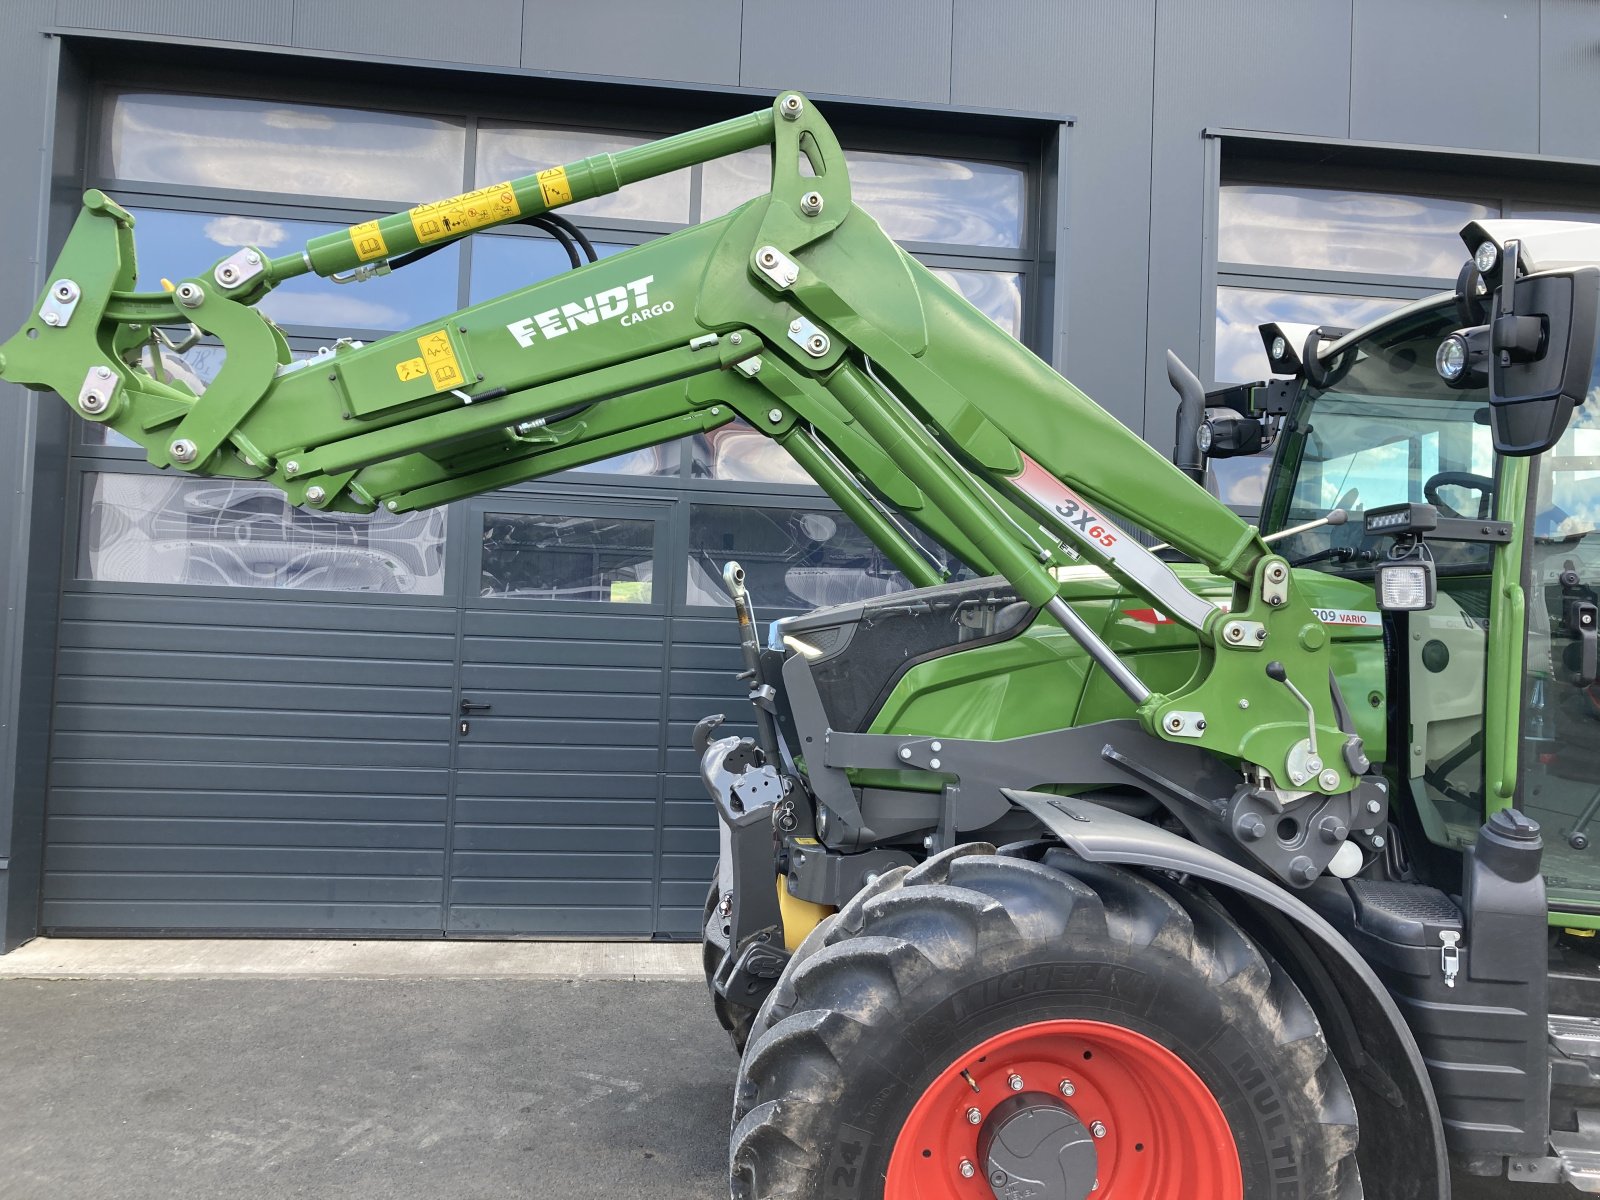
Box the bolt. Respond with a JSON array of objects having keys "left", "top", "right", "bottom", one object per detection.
[
  {"left": 304, "top": 486, "right": 326, "bottom": 505},
  {"left": 284, "top": 460, "right": 300, "bottom": 476},
  {"left": 55, "top": 283, "right": 73, "bottom": 299},
  {"left": 991, "top": 1171, "right": 1008, "bottom": 1187},
  {"left": 900, "top": 747, "right": 913, "bottom": 760},
  {"left": 1267, "top": 564, "right": 1286, "bottom": 583},
  {"left": 718, "top": 893, "right": 732, "bottom": 916},
  {"left": 386, "top": 500, "right": 398, "bottom": 511},
  {"left": 96, "top": 365, "right": 111, "bottom": 379},
  {"left": 1059, "top": 1079, "right": 1076, "bottom": 1097},
  {"left": 1238, "top": 699, "right": 1250, "bottom": 709},
  {"left": 1167, "top": 715, "right": 1184, "bottom": 732},
  {"left": 169, "top": 438, "right": 197, "bottom": 463},
  {"left": 217, "top": 265, "right": 238, "bottom": 285},
  {"left": 768, "top": 408, "right": 783, "bottom": 424},
  {"left": 1196, "top": 719, "right": 1206, "bottom": 731},
  {"left": 728, "top": 333, "right": 742, "bottom": 346},
  {"left": 789, "top": 319, "right": 803, "bottom": 334},
  {"left": 1255, "top": 628, "right": 1268, "bottom": 642},
  {"left": 1091, "top": 1121, "right": 1107, "bottom": 1139},
  {"left": 958, "top": 1159, "right": 975, "bottom": 1179},
  {"left": 246, "top": 251, "right": 260, "bottom": 265},
  {"left": 758, "top": 248, "right": 779, "bottom": 269},
  {"left": 800, "top": 191, "right": 824, "bottom": 216},
  {"left": 806, "top": 333, "right": 829, "bottom": 356},
  {"left": 1371, "top": 834, "right": 1387, "bottom": 849},
  {"left": 1319, "top": 769, "right": 1340, "bottom": 790},
  {"left": 175, "top": 282, "right": 204, "bottom": 308},
  {"left": 1318, "top": 816, "right": 1348, "bottom": 844},
  {"left": 924, "top": 835, "right": 936, "bottom": 851},
  {"left": 1236, "top": 813, "right": 1267, "bottom": 841},
  {"left": 1366, "top": 798, "right": 1382, "bottom": 815},
  {"left": 1306, "top": 757, "right": 1323, "bottom": 773},
  {"left": 931, "top": 741, "right": 942, "bottom": 752},
  {"left": 1007, "top": 1073, "right": 1024, "bottom": 1092},
  {"left": 42, "top": 311, "right": 59, "bottom": 326},
  {"left": 1226, "top": 624, "right": 1244, "bottom": 643},
  {"left": 929, "top": 757, "right": 942, "bottom": 769},
  {"left": 780, "top": 94, "right": 804, "bottom": 120},
  {"left": 1289, "top": 856, "right": 1318, "bottom": 886},
  {"left": 966, "top": 1107, "right": 982, "bottom": 1126},
  {"left": 79, "top": 392, "right": 106, "bottom": 414}
]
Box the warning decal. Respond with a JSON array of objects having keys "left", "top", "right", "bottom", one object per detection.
[
  {"left": 349, "top": 220, "right": 389, "bottom": 262},
  {"left": 403, "top": 330, "right": 465, "bottom": 392},
  {"left": 407, "top": 182, "right": 521, "bottom": 245},
  {"left": 537, "top": 166, "right": 574, "bottom": 209}
]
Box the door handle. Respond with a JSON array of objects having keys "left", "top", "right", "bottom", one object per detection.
[
  {"left": 459, "top": 699, "right": 493, "bottom": 714},
  {"left": 1565, "top": 600, "right": 1597, "bottom": 686}
]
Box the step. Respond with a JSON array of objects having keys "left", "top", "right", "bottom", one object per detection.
[{"left": 1550, "top": 1110, "right": 1600, "bottom": 1193}]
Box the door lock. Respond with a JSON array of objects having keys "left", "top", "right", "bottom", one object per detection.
[
  {"left": 1562, "top": 599, "right": 1597, "bottom": 686},
  {"left": 459, "top": 699, "right": 491, "bottom": 736}
]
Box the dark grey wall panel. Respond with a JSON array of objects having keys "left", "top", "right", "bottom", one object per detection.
[
  {"left": 951, "top": 0, "right": 1154, "bottom": 429},
  {"left": 521, "top": 0, "right": 741, "bottom": 85},
  {"left": 55, "top": 0, "right": 293, "bottom": 43},
  {"left": 292, "top": 0, "right": 522, "bottom": 68},
  {"left": 40, "top": 591, "right": 454, "bottom": 934},
  {"left": 740, "top": 0, "right": 953, "bottom": 104},
  {"left": 1539, "top": 0, "right": 1600, "bottom": 159},
  {"left": 1351, "top": 0, "right": 1539, "bottom": 153}
]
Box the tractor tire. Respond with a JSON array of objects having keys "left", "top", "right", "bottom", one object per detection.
[
  {"left": 703, "top": 875, "right": 758, "bottom": 1054},
  {"left": 730, "top": 843, "right": 1361, "bottom": 1200}
]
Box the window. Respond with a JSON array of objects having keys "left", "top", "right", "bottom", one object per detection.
[
  {"left": 688, "top": 503, "right": 921, "bottom": 610},
  {"left": 480, "top": 512, "right": 655, "bottom": 603},
  {"left": 79, "top": 472, "right": 446, "bottom": 593}
]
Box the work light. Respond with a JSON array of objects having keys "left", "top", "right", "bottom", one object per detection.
[
  {"left": 1474, "top": 240, "right": 1500, "bottom": 274},
  {"left": 1435, "top": 334, "right": 1468, "bottom": 382},
  {"left": 1375, "top": 552, "right": 1437, "bottom": 612}
]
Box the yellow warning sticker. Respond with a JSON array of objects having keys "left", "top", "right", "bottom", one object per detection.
[
  {"left": 413, "top": 330, "right": 465, "bottom": 392},
  {"left": 349, "top": 219, "right": 389, "bottom": 263},
  {"left": 537, "top": 166, "right": 573, "bottom": 209},
  {"left": 407, "top": 182, "right": 521, "bottom": 245},
  {"left": 395, "top": 356, "right": 427, "bottom": 383}
]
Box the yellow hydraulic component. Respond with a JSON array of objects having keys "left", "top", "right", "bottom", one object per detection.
[{"left": 777, "top": 876, "right": 834, "bottom": 951}]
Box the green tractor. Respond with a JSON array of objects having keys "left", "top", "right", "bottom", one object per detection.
[{"left": 3, "top": 90, "right": 1599, "bottom": 1199}]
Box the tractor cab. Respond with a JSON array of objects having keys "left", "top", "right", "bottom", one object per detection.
[{"left": 1215, "top": 223, "right": 1600, "bottom": 927}]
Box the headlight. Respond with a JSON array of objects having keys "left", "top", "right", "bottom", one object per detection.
[
  {"left": 1435, "top": 334, "right": 1469, "bottom": 381},
  {"left": 1269, "top": 334, "right": 1287, "bottom": 362},
  {"left": 1474, "top": 240, "right": 1499, "bottom": 274},
  {"left": 1376, "top": 557, "right": 1437, "bottom": 612},
  {"left": 1197, "top": 422, "right": 1214, "bottom": 453}
]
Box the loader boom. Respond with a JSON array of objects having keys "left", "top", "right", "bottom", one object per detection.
[{"left": 0, "top": 92, "right": 1358, "bottom": 806}]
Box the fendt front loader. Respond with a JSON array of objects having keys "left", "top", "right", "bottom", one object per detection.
[{"left": 5, "top": 91, "right": 1600, "bottom": 1199}]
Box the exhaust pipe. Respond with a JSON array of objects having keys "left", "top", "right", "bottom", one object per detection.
[{"left": 1167, "top": 349, "right": 1206, "bottom": 484}]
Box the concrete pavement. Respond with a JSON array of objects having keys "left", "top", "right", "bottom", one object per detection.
[{"left": 0, "top": 939, "right": 1581, "bottom": 1198}]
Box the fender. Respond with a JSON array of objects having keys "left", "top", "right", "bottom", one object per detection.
[{"left": 1006, "top": 788, "right": 1450, "bottom": 1200}]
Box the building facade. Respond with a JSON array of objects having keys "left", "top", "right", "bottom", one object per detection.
[{"left": 2, "top": 0, "right": 1597, "bottom": 949}]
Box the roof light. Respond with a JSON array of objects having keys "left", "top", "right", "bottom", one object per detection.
[
  {"left": 1474, "top": 240, "right": 1500, "bottom": 274},
  {"left": 1435, "top": 334, "right": 1469, "bottom": 382}
]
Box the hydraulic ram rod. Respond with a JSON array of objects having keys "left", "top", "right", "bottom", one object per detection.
[{"left": 269, "top": 110, "right": 778, "bottom": 284}]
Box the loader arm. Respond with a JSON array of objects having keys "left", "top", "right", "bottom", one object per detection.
[{"left": 0, "top": 92, "right": 1357, "bottom": 802}]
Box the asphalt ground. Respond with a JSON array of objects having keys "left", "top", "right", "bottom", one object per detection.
[{"left": 0, "top": 973, "right": 1579, "bottom": 1199}]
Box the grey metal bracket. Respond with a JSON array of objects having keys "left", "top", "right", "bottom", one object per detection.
[{"left": 39, "top": 278, "right": 81, "bottom": 329}]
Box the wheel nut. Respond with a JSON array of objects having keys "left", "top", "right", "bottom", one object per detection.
[
  {"left": 966, "top": 1107, "right": 982, "bottom": 1125},
  {"left": 1007, "top": 1073, "right": 1024, "bottom": 1092},
  {"left": 958, "top": 1159, "right": 975, "bottom": 1178},
  {"left": 1091, "top": 1121, "right": 1107, "bottom": 1139},
  {"left": 1059, "top": 1079, "right": 1075, "bottom": 1097}
]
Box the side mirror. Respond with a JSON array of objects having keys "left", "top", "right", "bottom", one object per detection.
[{"left": 1486, "top": 251, "right": 1600, "bottom": 456}]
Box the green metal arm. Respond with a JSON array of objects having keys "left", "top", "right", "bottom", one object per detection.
[{"left": 0, "top": 91, "right": 1354, "bottom": 801}]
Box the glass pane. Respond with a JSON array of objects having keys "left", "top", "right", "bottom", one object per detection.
[
  {"left": 468, "top": 233, "right": 628, "bottom": 304},
  {"left": 1506, "top": 206, "right": 1600, "bottom": 223},
  {"left": 126, "top": 208, "right": 459, "bottom": 332},
  {"left": 929, "top": 267, "right": 1022, "bottom": 337},
  {"left": 703, "top": 148, "right": 1024, "bottom": 247},
  {"left": 1525, "top": 390, "right": 1600, "bottom": 903},
  {"left": 688, "top": 503, "right": 918, "bottom": 610},
  {"left": 1218, "top": 185, "right": 1492, "bottom": 278},
  {"left": 1214, "top": 286, "right": 1409, "bottom": 386},
  {"left": 80, "top": 472, "right": 445, "bottom": 594},
  {"left": 476, "top": 124, "right": 691, "bottom": 223},
  {"left": 689, "top": 421, "right": 811, "bottom": 484},
  {"left": 480, "top": 512, "right": 655, "bottom": 602},
  {"left": 105, "top": 92, "right": 466, "bottom": 201}
]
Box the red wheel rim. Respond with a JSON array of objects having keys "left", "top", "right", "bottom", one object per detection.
[{"left": 886, "top": 1019, "right": 1242, "bottom": 1200}]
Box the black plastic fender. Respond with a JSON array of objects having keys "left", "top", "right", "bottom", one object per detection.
[{"left": 1006, "top": 788, "right": 1450, "bottom": 1200}]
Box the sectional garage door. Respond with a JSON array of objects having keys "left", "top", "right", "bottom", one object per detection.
[{"left": 40, "top": 482, "right": 907, "bottom": 939}]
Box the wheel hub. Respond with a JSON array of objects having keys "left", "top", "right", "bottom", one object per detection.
[{"left": 978, "top": 1093, "right": 1098, "bottom": 1200}]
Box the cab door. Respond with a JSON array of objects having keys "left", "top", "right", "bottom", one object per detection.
[{"left": 1516, "top": 393, "right": 1600, "bottom": 915}]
